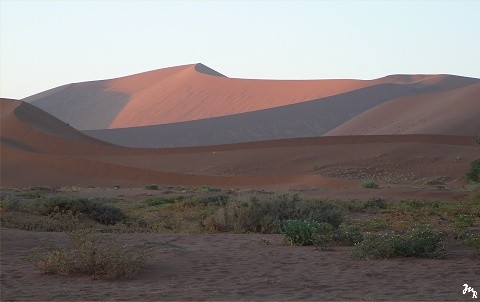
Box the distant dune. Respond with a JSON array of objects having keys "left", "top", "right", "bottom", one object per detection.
[
  {"left": 84, "top": 80, "right": 479, "bottom": 148},
  {"left": 1, "top": 98, "right": 478, "bottom": 189},
  {"left": 326, "top": 82, "right": 480, "bottom": 136},
  {"left": 23, "top": 64, "right": 478, "bottom": 131},
  {"left": 4, "top": 65, "right": 480, "bottom": 188}
]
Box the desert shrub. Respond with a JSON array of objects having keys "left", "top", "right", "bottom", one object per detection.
[
  {"left": 336, "top": 223, "right": 363, "bottom": 246},
  {"left": 19, "top": 190, "right": 45, "bottom": 199},
  {"left": 461, "top": 234, "right": 480, "bottom": 251},
  {"left": 466, "top": 159, "right": 480, "bottom": 183},
  {"left": 279, "top": 220, "right": 333, "bottom": 247},
  {"left": 312, "top": 226, "right": 335, "bottom": 250},
  {"left": 146, "top": 196, "right": 183, "bottom": 207},
  {"left": 361, "top": 180, "right": 379, "bottom": 189},
  {"left": 25, "top": 230, "right": 152, "bottom": 280},
  {"left": 352, "top": 225, "right": 446, "bottom": 259},
  {"left": 144, "top": 184, "right": 159, "bottom": 190},
  {"left": 351, "top": 232, "right": 404, "bottom": 259},
  {"left": 361, "top": 218, "right": 388, "bottom": 232},
  {"left": 309, "top": 206, "right": 343, "bottom": 228},
  {"left": 90, "top": 206, "right": 125, "bottom": 225},
  {"left": 26, "top": 242, "right": 74, "bottom": 275},
  {"left": 197, "top": 194, "right": 230, "bottom": 206},
  {"left": 405, "top": 225, "right": 446, "bottom": 258},
  {"left": 469, "top": 183, "right": 480, "bottom": 202},
  {"left": 209, "top": 195, "right": 344, "bottom": 233},
  {"left": 202, "top": 186, "right": 221, "bottom": 192},
  {"left": 363, "top": 197, "right": 387, "bottom": 211},
  {"left": 41, "top": 197, "right": 125, "bottom": 225},
  {"left": 454, "top": 214, "right": 475, "bottom": 231}
]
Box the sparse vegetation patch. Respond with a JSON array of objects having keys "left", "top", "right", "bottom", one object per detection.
[{"left": 25, "top": 229, "right": 152, "bottom": 280}]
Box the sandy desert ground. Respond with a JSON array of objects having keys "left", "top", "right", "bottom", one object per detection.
[{"left": 2, "top": 228, "right": 479, "bottom": 301}]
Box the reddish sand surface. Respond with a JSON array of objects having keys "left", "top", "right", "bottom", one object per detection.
[
  {"left": 1, "top": 228, "right": 478, "bottom": 301},
  {"left": 327, "top": 82, "right": 480, "bottom": 136},
  {"left": 23, "top": 64, "right": 479, "bottom": 130},
  {"left": 2, "top": 98, "right": 479, "bottom": 193}
]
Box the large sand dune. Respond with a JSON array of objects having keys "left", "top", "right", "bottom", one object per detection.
[
  {"left": 84, "top": 80, "right": 479, "bottom": 148},
  {"left": 23, "top": 64, "right": 479, "bottom": 131},
  {"left": 2, "top": 98, "right": 478, "bottom": 190},
  {"left": 327, "top": 82, "right": 480, "bottom": 136}
]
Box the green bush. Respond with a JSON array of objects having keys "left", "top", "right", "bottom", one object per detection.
[
  {"left": 466, "top": 159, "right": 480, "bottom": 183},
  {"left": 461, "top": 234, "right": 480, "bottom": 251},
  {"left": 312, "top": 223, "right": 335, "bottom": 250},
  {"left": 144, "top": 184, "right": 159, "bottom": 190},
  {"left": 453, "top": 214, "right": 475, "bottom": 230},
  {"left": 336, "top": 223, "right": 363, "bottom": 246},
  {"left": 279, "top": 220, "right": 333, "bottom": 246},
  {"left": 25, "top": 229, "right": 152, "bottom": 280},
  {"left": 41, "top": 197, "right": 125, "bottom": 225},
  {"left": 146, "top": 197, "right": 182, "bottom": 206},
  {"left": 361, "top": 180, "right": 379, "bottom": 189},
  {"left": 352, "top": 225, "right": 446, "bottom": 259},
  {"left": 363, "top": 198, "right": 387, "bottom": 211},
  {"left": 310, "top": 206, "right": 343, "bottom": 228},
  {"left": 210, "top": 195, "right": 344, "bottom": 233},
  {"left": 406, "top": 225, "right": 446, "bottom": 258}
]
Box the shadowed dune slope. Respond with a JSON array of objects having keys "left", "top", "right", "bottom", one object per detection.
[
  {"left": 84, "top": 80, "right": 479, "bottom": 148},
  {"left": 2, "top": 98, "right": 479, "bottom": 189},
  {"left": 23, "top": 63, "right": 478, "bottom": 130},
  {"left": 326, "top": 82, "right": 480, "bottom": 136},
  {"left": 0, "top": 99, "right": 114, "bottom": 154}
]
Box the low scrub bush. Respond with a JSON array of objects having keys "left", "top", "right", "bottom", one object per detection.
[
  {"left": 25, "top": 229, "right": 152, "bottom": 280},
  {"left": 352, "top": 225, "right": 446, "bottom": 259},
  {"left": 336, "top": 223, "right": 363, "bottom": 246},
  {"left": 363, "top": 198, "right": 387, "bottom": 211},
  {"left": 361, "top": 218, "right": 388, "bottom": 232},
  {"left": 453, "top": 214, "right": 475, "bottom": 231},
  {"left": 209, "top": 195, "right": 344, "bottom": 233},
  {"left": 279, "top": 220, "right": 333, "bottom": 247},
  {"left": 461, "top": 234, "right": 480, "bottom": 251},
  {"left": 361, "top": 180, "right": 379, "bottom": 189},
  {"left": 41, "top": 197, "right": 125, "bottom": 225},
  {"left": 146, "top": 196, "right": 183, "bottom": 207},
  {"left": 144, "top": 184, "right": 159, "bottom": 190},
  {"left": 466, "top": 159, "right": 480, "bottom": 183}
]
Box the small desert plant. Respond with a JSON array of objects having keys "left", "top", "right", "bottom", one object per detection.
[
  {"left": 461, "top": 234, "right": 480, "bottom": 251},
  {"left": 209, "top": 195, "right": 344, "bottom": 233},
  {"left": 144, "top": 184, "right": 159, "bottom": 190},
  {"left": 361, "top": 180, "right": 379, "bottom": 189},
  {"left": 363, "top": 198, "right": 387, "bottom": 211},
  {"left": 336, "top": 223, "right": 363, "bottom": 246},
  {"left": 453, "top": 214, "right": 475, "bottom": 231},
  {"left": 25, "top": 229, "right": 152, "bottom": 280},
  {"left": 352, "top": 224, "right": 446, "bottom": 259},
  {"left": 146, "top": 197, "right": 182, "bottom": 207},
  {"left": 466, "top": 159, "right": 480, "bottom": 183},
  {"left": 469, "top": 183, "right": 480, "bottom": 202},
  {"left": 361, "top": 218, "right": 388, "bottom": 232},
  {"left": 279, "top": 220, "right": 333, "bottom": 246},
  {"left": 41, "top": 197, "right": 125, "bottom": 225}
]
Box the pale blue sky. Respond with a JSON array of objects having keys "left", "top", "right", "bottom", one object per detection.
[{"left": 1, "top": 0, "right": 479, "bottom": 99}]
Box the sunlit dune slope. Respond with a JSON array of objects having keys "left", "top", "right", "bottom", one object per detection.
[
  {"left": 84, "top": 79, "right": 479, "bottom": 147},
  {"left": 326, "top": 82, "right": 480, "bottom": 136},
  {"left": 23, "top": 64, "right": 478, "bottom": 130}
]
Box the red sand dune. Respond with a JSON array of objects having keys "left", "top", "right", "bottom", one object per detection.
[
  {"left": 327, "top": 82, "right": 480, "bottom": 136},
  {"left": 1, "top": 98, "right": 478, "bottom": 190},
  {"left": 23, "top": 64, "right": 478, "bottom": 130}
]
